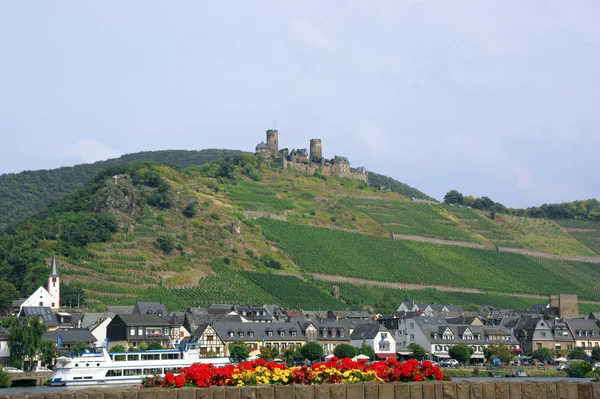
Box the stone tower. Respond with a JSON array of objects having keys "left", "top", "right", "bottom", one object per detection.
[
  {"left": 310, "top": 139, "right": 322, "bottom": 161},
  {"left": 47, "top": 253, "right": 60, "bottom": 310},
  {"left": 266, "top": 129, "right": 279, "bottom": 153}
]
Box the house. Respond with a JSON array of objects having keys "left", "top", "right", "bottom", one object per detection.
[
  {"left": 185, "top": 324, "right": 227, "bottom": 356},
  {"left": 106, "top": 306, "right": 135, "bottom": 314},
  {"left": 13, "top": 254, "right": 61, "bottom": 313},
  {"left": 513, "top": 316, "right": 574, "bottom": 354},
  {"left": 0, "top": 327, "right": 9, "bottom": 365},
  {"left": 565, "top": 319, "right": 600, "bottom": 356},
  {"left": 106, "top": 314, "right": 187, "bottom": 350},
  {"left": 210, "top": 322, "right": 305, "bottom": 357},
  {"left": 19, "top": 306, "right": 59, "bottom": 330},
  {"left": 349, "top": 323, "right": 397, "bottom": 359},
  {"left": 298, "top": 320, "right": 350, "bottom": 355},
  {"left": 80, "top": 312, "right": 114, "bottom": 347}
]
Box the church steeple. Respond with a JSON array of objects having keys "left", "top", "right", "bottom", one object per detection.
[
  {"left": 48, "top": 253, "right": 60, "bottom": 309},
  {"left": 49, "top": 252, "right": 59, "bottom": 277}
]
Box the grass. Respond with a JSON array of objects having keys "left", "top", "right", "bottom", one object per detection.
[{"left": 555, "top": 219, "right": 600, "bottom": 255}]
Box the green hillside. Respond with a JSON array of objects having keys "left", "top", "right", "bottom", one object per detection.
[{"left": 1, "top": 154, "right": 599, "bottom": 315}]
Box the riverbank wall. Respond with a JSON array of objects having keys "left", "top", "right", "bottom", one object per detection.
[{"left": 2, "top": 381, "right": 599, "bottom": 399}]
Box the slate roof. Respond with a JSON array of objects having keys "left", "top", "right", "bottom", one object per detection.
[
  {"left": 12, "top": 299, "right": 26, "bottom": 308},
  {"left": 132, "top": 301, "right": 168, "bottom": 316},
  {"left": 566, "top": 319, "right": 600, "bottom": 339},
  {"left": 589, "top": 312, "right": 600, "bottom": 320},
  {"left": 333, "top": 156, "right": 350, "bottom": 164},
  {"left": 445, "top": 305, "right": 464, "bottom": 313},
  {"left": 45, "top": 329, "right": 97, "bottom": 344},
  {"left": 255, "top": 141, "right": 269, "bottom": 150},
  {"left": 80, "top": 313, "right": 113, "bottom": 329},
  {"left": 20, "top": 306, "right": 58, "bottom": 327},
  {"left": 208, "top": 304, "right": 234, "bottom": 315},
  {"left": 49, "top": 253, "right": 59, "bottom": 277},
  {"left": 112, "top": 314, "right": 172, "bottom": 327},
  {"left": 296, "top": 149, "right": 308, "bottom": 156},
  {"left": 211, "top": 322, "right": 302, "bottom": 342},
  {"left": 106, "top": 306, "right": 134, "bottom": 314},
  {"left": 349, "top": 323, "right": 388, "bottom": 340}
]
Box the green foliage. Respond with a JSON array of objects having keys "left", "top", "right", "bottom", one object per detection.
[
  {"left": 367, "top": 172, "right": 435, "bottom": 201},
  {"left": 147, "top": 190, "right": 174, "bottom": 209},
  {"left": 555, "top": 219, "right": 600, "bottom": 255},
  {"left": 0, "top": 367, "right": 10, "bottom": 388},
  {"left": 569, "top": 347, "right": 587, "bottom": 360},
  {"left": 146, "top": 342, "right": 164, "bottom": 350},
  {"left": 260, "top": 255, "right": 282, "bottom": 270},
  {"left": 224, "top": 181, "right": 293, "bottom": 213},
  {"left": 229, "top": 341, "right": 250, "bottom": 363},
  {"left": 8, "top": 317, "right": 46, "bottom": 368},
  {"left": 154, "top": 236, "right": 175, "bottom": 254},
  {"left": 333, "top": 344, "right": 356, "bottom": 359},
  {"left": 449, "top": 344, "right": 473, "bottom": 365},
  {"left": 300, "top": 342, "right": 323, "bottom": 361},
  {"left": 183, "top": 202, "right": 197, "bottom": 219},
  {"left": 258, "top": 219, "right": 600, "bottom": 299},
  {"left": 483, "top": 345, "right": 514, "bottom": 364},
  {"left": 592, "top": 347, "right": 600, "bottom": 361},
  {"left": 565, "top": 361, "right": 592, "bottom": 378},
  {"left": 110, "top": 344, "right": 126, "bottom": 352},
  {"left": 358, "top": 340, "right": 375, "bottom": 361},
  {"left": 444, "top": 190, "right": 464, "bottom": 205},
  {"left": 532, "top": 348, "right": 554, "bottom": 363},
  {"left": 407, "top": 343, "right": 427, "bottom": 360},
  {"left": 60, "top": 282, "right": 85, "bottom": 308}
]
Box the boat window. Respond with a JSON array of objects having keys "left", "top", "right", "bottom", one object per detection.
[
  {"left": 161, "top": 353, "right": 180, "bottom": 360},
  {"left": 105, "top": 369, "right": 123, "bottom": 377},
  {"left": 141, "top": 354, "right": 160, "bottom": 361},
  {"left": 164, "top": 367, "right": 180, "bottom": 373},
  {"left": 143, "top": 368, "right": 163, "bottom": 375},
  {"left": 113, "top": 355, "right": 126, "bottom": 361},
  {"left": 84, "top": 376, "right": 93, "bottom": 379},
  {"left": 74, "top": 377, "right": 82, "bottom": 380},
  {"left": 127, "top": 354, "right": 140, "bottom": 361},
  {"left": 123, "top": 368, "right": 143, "bottom": 376}
]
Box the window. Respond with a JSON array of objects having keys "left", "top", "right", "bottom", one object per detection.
[
  {"left": 291, "top": 331, "right": 297, "bottom": 337},
  {"left": 123, "top": 369, "right": 143, "bottom": 376},
  {"left": 280, "top": 331, "right": 285, "bottom": 337},
  {"left": 143, "top": 368, "right": 162, "bottom": 376},
  {"left": 228, "top": 331, "right": 234, "bottom": 337},
  {"left": 268, "top": 331, "right": 273, "bottom": 337},
  {"left": 239, "top": 332, "right": 244, "bottom": 337},
  {"left": 207, "top": 335, "right": 214, "bottom": 342},
  {"left": 105, "top": 369, "right": 122, "bottom": 377},
  {"left": 410, "top": 334, "right": 414, "bottom": 341},
  {"left": 249, "top": 332, "right": 254, "bottom": 338},
  {"left": 567, "top": 344, "right": 573, "bottom": 350},
  {"left": 138, "top": 328, "right": 144, "bottom": 336},
  {"left": 51, "top": 302, "right": 55, "bottom": 308},
  {"left": 541, "top": 332, "right": 546, "bottom": 337},
  {"left": 536, "top": 343, "right": 542, "bottom": 350},
  {"left": 141, "top": 354, "right": 160, "bottom": 361},
  {"left": 164, "top": 328, "right": 169, "bottom": 334}
]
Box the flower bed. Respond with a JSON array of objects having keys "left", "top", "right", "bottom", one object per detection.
[{"left": 142, "top": 357, "right": 445, "bottom": 388}]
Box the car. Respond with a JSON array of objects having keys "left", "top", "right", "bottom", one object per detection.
[
  {"left": 33, "top": 366, "right": 52, "bottom": 372},
  {"left": 2, "top": 367, "right": 24, "bottom": 373},
  {"left": 556, "top": 363, "right": 567, "bottom": 371}
]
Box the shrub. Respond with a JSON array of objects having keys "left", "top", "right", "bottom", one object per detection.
[
  {"left": 154, "top": 236, "right": 175, "bottom": 254},
  {"left": 330, "top": 216, "right": 337, "bottom": 222},
  {"left": 565, "top": 361, "right": 592, "bottom": 378},
  {"left": 0, "top": 367, "right": 10, "bottom": 388},
  {"left": 183, "top": 202, "right": 197, "bottom": 218}
]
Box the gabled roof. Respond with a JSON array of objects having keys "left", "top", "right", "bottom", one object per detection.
[
  {"left": 20, "top": 306, "right": 58, "bottom": 326},
  {"left": 255, "top": 141, "right": 269, "bottom": 150},
  {"left": 49, "top": 253, "right": 59, "bottom": 277},
  {"left": 45, "top": 329, "right": 97, "bottom": 344},
  {"left": 80, "top": 313, "right": 113, "bottom": 329},
  {"left": 333, "top": 156, "right": 349, "bottom": 164}
]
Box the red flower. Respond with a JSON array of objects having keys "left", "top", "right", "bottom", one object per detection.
[
  {"left": 174, "top": 374, "right": 186, "bottom": 388},
  {"left": 163, "top": 372, "right": 175, "bottom": 386}
]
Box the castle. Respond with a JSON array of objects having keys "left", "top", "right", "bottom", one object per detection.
[{"left": 255, "top": 129, "right": 368, "bottom": 183}]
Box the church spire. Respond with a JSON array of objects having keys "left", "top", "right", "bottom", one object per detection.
[{"left": 49, "top": 252, "right": 59, "bottom": 277}]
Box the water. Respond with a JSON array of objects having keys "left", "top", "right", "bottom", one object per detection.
[{"left": 453, "top": 377, "right": 594, "bottom": 383}]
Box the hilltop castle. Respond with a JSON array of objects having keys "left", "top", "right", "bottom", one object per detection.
[{"left": 255, "top": 129, "right": 368, "bottom": 183}]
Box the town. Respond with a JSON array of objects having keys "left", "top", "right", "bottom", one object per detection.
[{"left": 2, "top": 256, "right": 599, "bottom": 374}]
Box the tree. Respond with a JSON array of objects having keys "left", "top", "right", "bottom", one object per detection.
[
  {"left": 407, "top": 343, "right": 427, "bottom": 361},
  {"left": 229, "top": 341, "right": 250, "bottom": 363},
  {"left": 484, "top": 345, "right": 514, "bottom": 364},
  {"left": 8, "top": 317, "right": 46, "bottom": 368},
  {"left": 333, "top": 344, "right": 356, "bottom": 359},
  {"left": 358, "top": 340, "right": 376, "bottom": 361},
  {"left": 259, "top": 346, "right": 279, "bottom": 362},
  {"left": 154, "top": 236, "right": 175, "bottom": 254},
  {"left": 283, "top": 348, "right": 302, "bottom": 364},
  {"left": 110, "top": 344, "right": 126, "bottom": 352},
  {"left": 0, "top": 281, "right": 19, "bottom": 315},
  {"left": 300, "top": 342, "right": 323, "bottom": 362},
  {"left": 147, "top": 342, "right": 164, "bottom": 350},
  {"left": 565, "top": 361, "right": 592, "bottom": 378},
  {"left": 591, "top": 347, "right": 600, "bottom": 361},
  {"left": 449, "top": 344, "right": 473, "bottom": 365},
  {"left": 60, "top": 282, "right": 85, "bottom": 308},
  {"left": 443, "top": 190, "right": 464, "bottom": 205},
  {"left": 532, "top": 348, "right": 554, "bottom": 363},
  {"left": 569, "top": 347, "right": 587, "bottom": 360}
]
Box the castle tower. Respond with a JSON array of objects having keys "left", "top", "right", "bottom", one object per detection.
[
  {"left": 266, "top": 129, "right": 279, "bottom": 153},
  {"left": 48, "top": 253, "right": 60, "bottom": 310},
  {"left": 310, "top": 139, "right": 322, "bottom": 161}
]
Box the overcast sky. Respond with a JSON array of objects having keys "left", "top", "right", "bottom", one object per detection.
[{"left": 0, "top": 1, "right": 598, "bottom": 207}]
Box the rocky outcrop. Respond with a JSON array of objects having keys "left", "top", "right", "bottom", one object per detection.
[{"left": 91, "top": 174, "right": 143, "bottom": 229}]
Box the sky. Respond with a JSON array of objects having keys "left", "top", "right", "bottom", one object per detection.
[{"left": 0, "top": 1, "right": 598, "bottom": 208}]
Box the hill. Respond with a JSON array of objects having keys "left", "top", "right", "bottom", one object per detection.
[
  {"left": 1, "top": 154, "right": 600, "bottom": 316},
  {"left": 0, "top": 150, "right": 434, "bottom": 231}
]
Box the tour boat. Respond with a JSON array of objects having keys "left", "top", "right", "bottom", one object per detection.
[{"left": 48, "top": 347, "right": 231, "bottom": 386}]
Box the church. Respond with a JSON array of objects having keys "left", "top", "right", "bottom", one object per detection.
[{"left": 13, "top": 254, "right": 61, "bottom": 314}]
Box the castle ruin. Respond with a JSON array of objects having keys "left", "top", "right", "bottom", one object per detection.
[{"left": 255, "top": 129, "right": 368, "bottom": 184}]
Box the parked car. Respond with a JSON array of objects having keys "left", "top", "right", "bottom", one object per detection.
[
  {"left": 2, "top": 367, "right": 24, "bottom": 373},
  {"left": 440, "top": 359, "right": 460, "bottom": 368},
  {"left": 33, "top": 366, "right": 52, "bottom": 372},
  {"left": 556, "top": 363, "right": 567, "bottom": 371}
]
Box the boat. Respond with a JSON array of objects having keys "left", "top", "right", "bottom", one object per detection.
[{"left": 48, "top": 347, "right": 231, "bottom": 386}]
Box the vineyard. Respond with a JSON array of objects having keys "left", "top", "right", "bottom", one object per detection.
[
  {"left": 344, "top": 197, "right": 478, "bottom": 243},
  {"left": 258, "top": 219, "right": 600, "bottom": 300},
  {"left": 222, "top": 181, "right": 294, "bottom": 213},
  {"left": 442, "top": 204, "right": 519, "bottom": 247},
  {"left": 556, "top": 219, "right": 600, "bottom": 255}
]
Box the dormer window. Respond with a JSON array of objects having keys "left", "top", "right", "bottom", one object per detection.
[
  {"left": 268, "top": 331, "right": 273, "bottom": 337},
  {"left": 280, "top": 331, "right": 285, "bottom": 337},
  {"left": 291, "top": 331, "right": 297, "bottom": 337},
  {"left": 249, "top": 332, "right": 254, "bottom": 337},
  {"left": 239, "top": 332, "right": 244, "bottom": 337}
]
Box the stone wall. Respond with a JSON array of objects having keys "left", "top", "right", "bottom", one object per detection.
[{"left": 5, "top": 382, "right": 598, "bottom": 399}]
